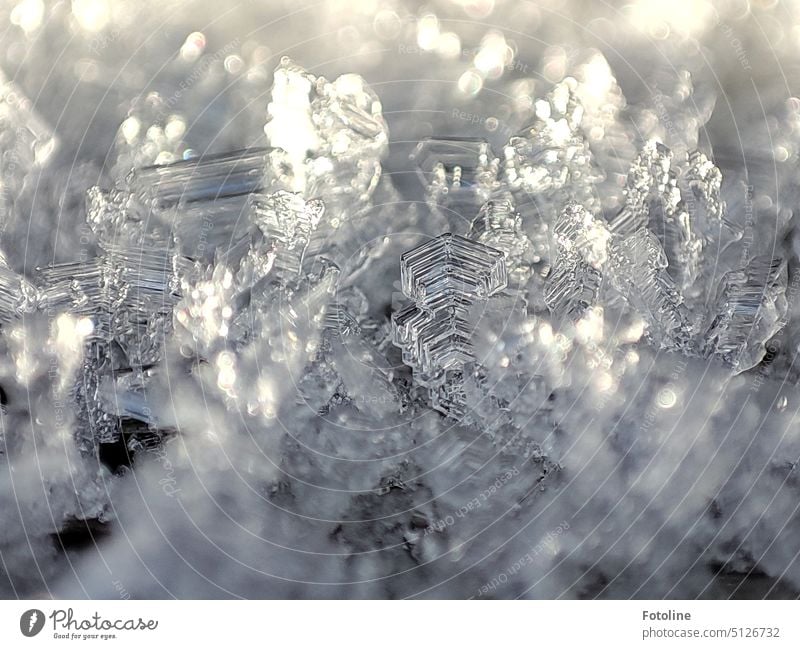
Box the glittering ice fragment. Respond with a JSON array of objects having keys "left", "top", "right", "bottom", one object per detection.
[
  {"left": 127, "top": 147, "right": 277, "bottom": 210},
  {"left": 400, "top": 233, "right": 507, "bottom": 307},
  {"left": 545, "top": 203, "right": 610, "bottom": 323},
  {"left": 702, "top": 257, "right": 787, "bottom": 372},
  {"left": 609, "top": 229, "right": 692, "bottom": 351},
  {"left": 412, "top": 137, "right": 499, "bottom": 224}
]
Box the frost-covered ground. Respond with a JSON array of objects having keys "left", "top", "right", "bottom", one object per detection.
[{"left": 2, "top": 0, "right": 800, "bottom": 599}]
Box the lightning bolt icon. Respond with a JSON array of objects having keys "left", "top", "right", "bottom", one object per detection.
[{"left": 28, "top": 611, "right": 38, "bottom": 633}]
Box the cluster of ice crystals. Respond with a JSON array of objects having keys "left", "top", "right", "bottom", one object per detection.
[
  {"left": 266, "top": 57, "right": 388, "bottom": 211},
  {"left": 503, "top": 78, "right": 601, "bottom": 205},
  {"left": 610, "top": 140, "right": 702, "bottom": 292}
]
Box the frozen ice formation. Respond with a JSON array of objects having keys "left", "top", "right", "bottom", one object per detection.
[
  {"left": 392, "top": 233, "right": 507, "bottom": 417},
  {"left": 0, "top": 254, "right": 38, "bottom": 322},
  {"left": 248, "top": 190, "right": 325, "bottom": 280},
  {"left": 609, "top": 140, "right": 702, "bottom": 292},
  {"left": 502, "top": 78, "right": 601, "bottom": 210},
  {"left": 529, "top": 132, "right": 785, "bottom": 371},
  {"left": 607, "top": 227, "right": 692, "bottom": 351}
]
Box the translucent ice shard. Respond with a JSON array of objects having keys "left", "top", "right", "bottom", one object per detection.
[
  {"left": 411, "top": 137, "right": 499, "bottom": 226},
  {"left": 266, "top": 58, "right": 388, "bottom": 205},
  {"left": 72, "top": 342, "right": 122, "bottom": 452},
  {"left": 702, "top": 257, "right": 787, "bottom": 372},
  {"left": 545, "top": 203, "right": 610, "bottom": 324},
  {"left": 609, "top": 229, "right": 692, "bottom": 351},
  {"left": 96, "top": 369, "right": 170, "bottom": 429},
  {"left": 37, "top": 259, "right": 107, "bottom": 326},
  {"left": 127, "top": 147, "right": 277, "bottom": 210},
  {"left": 392, "top": 234, "right": 507, "bottom": 417},
  {"left": 468, "top": 198, "right": 536, "bottom": 288},
  {"left": 104, "top": 244, "right": 184, "bottom": 366}
]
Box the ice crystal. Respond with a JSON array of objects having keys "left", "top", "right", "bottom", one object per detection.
[
  {"left": 702, "top": 257, "right": 788, "bottom": 372},
  {"left": 412, "top": 137, "right": 500, "bottom": 228},
  {"left": 545, "top": 203, "right": 610, "bottom": 324},
  {"left": 392, "top": 233, "right": 507, "bottom": 416}
]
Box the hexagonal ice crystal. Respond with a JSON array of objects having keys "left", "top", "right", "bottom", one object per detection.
[{"left": 400, "top": 233, "right": 507, "bottom": 307}]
